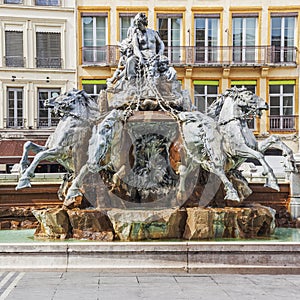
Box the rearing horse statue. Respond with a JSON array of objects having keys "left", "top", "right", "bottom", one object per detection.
[
  {"left": 177, "top": 87, "right": 296, "bottom": 204},
  {"left": 16, "top": 89, "right": 101, "bottom": 201}
]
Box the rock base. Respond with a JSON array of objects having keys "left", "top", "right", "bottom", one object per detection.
[
  {"left": 32, "top": 205, "right": 276, "bottom": 241},
  {"left": 184, "top": 206, "right": 276, "bottom": 240}
]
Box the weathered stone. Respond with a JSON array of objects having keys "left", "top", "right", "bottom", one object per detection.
[
  {"left": 0, "top": 221, "right": 11, "bottom": 230},
  {"left": 67, "top": 209, "right": 114, "bottom": 241},
  {"left": 10, "top": 221, "right": 20, "bottom": 229},
  {"left": 184, "top": 206, "right": 275, "bottom": 240},
  {"left": 20, "top": 220, "right": 38, "bottom": 229},
  {"left": 107, "top": 208, "right": 187, "bottom": 241},
  {"left": 183, "top": 208, "right": 214, "bottom": 239},
  {"left": 33, "top": 208, "right": 71, "bottom": 239}
]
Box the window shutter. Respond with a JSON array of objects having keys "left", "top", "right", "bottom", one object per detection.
[
  {"left": 5, "top": 31, "right": 23, "bottom": 67},
  {"left": 36, "top": 32, "right": 61, "bottom": 68}
]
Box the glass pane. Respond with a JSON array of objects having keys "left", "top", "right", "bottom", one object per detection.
[
  {"left": 270, "top": 96, "right": 280, "bottom": 106},
  {"left": 194, "top": 85, "right": 205, "bottom": 94},
  {"left": 283, "top": 96, "right": 293, "bottom": 107},
  {"left": 195, "top": 96, "right": 205, "bottom": 112},
  {"left": 96, "top": 17, "right": 106, "bottom": 46},
  {"left": 82, "top": 84, "right": 94, "bottom": 94},
  {"left": 283, "top": 85, "right": 294, "bottom": 93},
  {"left": 120, "top": 16, "right": 133, "bottom": 41},
  {"left": 270, "top": 107, "right": 280, "bottom": 115},
  {"left": 158, "top": 19, "right": 168, "bottom": 46},
  {"left": 283, "top": 107, "right": 293, "bottom": 115},
  {"left": 83, "top": 17, "right": 93, "bottom": 47},
  {"left": 269, "top": 85, "right": 280, "bottom": 94},
  {"left": 233, "top": 18, "right": 242, "bottom": 47}
]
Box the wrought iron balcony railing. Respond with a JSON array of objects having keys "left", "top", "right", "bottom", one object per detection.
[
  {"left": 4, "top": 0, "right": 23, "bottom": 3},
  {"left": 82, "top": 46, "right": 119, "bottom": 66},
  {"left": 5, "top": 118, "right": 26, "bottom": 128},
  {"left": 36, "top": 57, "right": 62, "bottom": 68},
  {"left": 81, "top": 45, "right": 297, "bottom": 67},
  {"left": 269, "top": 115, "right": 298, "bottom": 132},
  {"left": 35, "top": 0, "right": 60, "bottom": 6},
  {"left": 36, "top": 117, "right": 59, "bottom": 128},
  {"left": 4, "top": 56, "right": 25, "bottom": 67}
]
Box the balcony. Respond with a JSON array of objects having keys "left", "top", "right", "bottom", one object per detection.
[
  {"left": 36, "top": 57, "right": 62, "bottom": 69},
  {"left": 36, "top": 118, "right": 59, "bottom": 128},
  {"left": 82, "top": 46, "right": 118, "bottom": 66},
  {"left": 4, "top": 56, "right": 25, "bottom": 68},
  {"left": 5, "top": 118, "right": 26, "bottom": 128},
  {"left": 35, "top": 0, "right": 60, "bottom": 6},
  {"left": 4, "top": 0, "right": 23, "bottom": 3},
  {"left": 269, "top": 115, "right": 298, "bottom": 132},
  {"left": 82, "top": 45, "right": 297, "bottom": 68}
]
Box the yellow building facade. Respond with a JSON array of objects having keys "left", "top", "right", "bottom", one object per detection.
[{"left": 77, "top": 0, "right": 300, "bottom": 153}]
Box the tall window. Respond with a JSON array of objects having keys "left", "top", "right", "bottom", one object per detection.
[
  {"left": 119, "top": 13, "right": 135, "bottom": 41},
  {"left": 36, "top": 32, "right": 61, "bottom": 68},
  {"left": 194, "top": 14, "right": 219, "bottom": 63},
  {"left": 35, "top": 0, "right": 59, "bottom": 6},
  {"left": 269, "top": 81, "right": 296, "bottom": 131},
  {"left": 194, "top": 80, "right": 219, "bottom": 114},
  {"left": 82, "top": 14, "right": 107, "bottom": 64},
  {"left": 231, "top": 81, "right": 257, "bottom": 129},
  {"left": 82, "top": 79, "right": 107, "bottom": 100},
  {"left": 157, "top": 14, "right": 182, "bottom": 62},
  {"left": 271, "top": 14, "right": 297, "bottom": 63},
  {"left": 38, "top": 89, "right": 60, "bottom": 128},
  {"left": 232, "top": 15, "right": 257, "bottom": 62},
  {"left": 5, "top": 31, "right": 24, "bottom": 67},
  {"left": 7, "top": 88, "right": 24, "bottom": 128}
]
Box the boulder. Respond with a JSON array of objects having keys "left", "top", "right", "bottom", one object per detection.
[
  {"left": 67, "top": 209, "right": 114, "bottom": 241},
  {"left": 107, "top": 208, "right": 187, "bottom": 241},
  {"left": 33, "top": 208, "right": 71, "bottom": 239},
  {"left": 184, "top": 206, "right": 275, "bottom": 240}
]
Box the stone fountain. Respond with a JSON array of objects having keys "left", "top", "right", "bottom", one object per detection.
[{"left": 16, "top": 13, "right": 296, "bottom": 241}]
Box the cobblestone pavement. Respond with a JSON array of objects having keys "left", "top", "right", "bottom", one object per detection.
[{"left": 1, "top": 272, "right": 300, "bottom": 300}]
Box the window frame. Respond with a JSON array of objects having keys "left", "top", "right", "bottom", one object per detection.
[
  {"left": 7, "top": 87, "right": 24, "bottom": 128},
  {"left": 193, "top": 80, "right": 219, "bottom": 114},
  {"left": 37, "top": 88, "right": 60, "bottom": 128}
]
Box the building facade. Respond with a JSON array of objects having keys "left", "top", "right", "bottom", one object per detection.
[
  {"left": 0, "top": 0, "right": 77, "bottom": 171},
  {"left": 0, "top": 0, "right": 299, "bottom": 172},
  {"left": 77, "top": 0, "right": 300, "bottom": 155}
]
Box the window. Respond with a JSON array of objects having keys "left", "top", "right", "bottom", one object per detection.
[
  {"left": 36, "top": 32, "right": 61, "bottom": 68},
  {"left": 82, "top": 79, "right": 107, "bottom": 100},
  {"left": 269, "top": 81, "right": 296, "bottom": 131},
  {"left": 231, "top": 81, "right": 257, "bottom": 129},
  {"left": 194, "top": 14, "right": 219, "bottom": 63},
  {"left": 271, "top": 14, "right": 297, "bottom": 63},
  {"left": 35, "top": 0, "right": 59, "bottom": 6},
  {"left": 119, "top": 13, "right": 135, "bottom": 41},
  {"left": 194, "top": 80, "right": 219, "bottom": 114},
  {"left": 82, "top": 14, "right": 107, "bottom": 64},
  {"left": 38, "top": 89, "right": 60, "bottom": 128},
  {"left": 232, "top": 15, "right": 257, "bottom": 62},
  {"left": 5, "top": 31, "right": 24, "bottom": 67},
  {"left": 7, "top": 88, "right": 24, "bottom": 128},
  {"left": 4, "top": 0, "right": 23, "bottom": 3},
  {"left": 157, "top": 14, "right": 182, "bottom": 63}
]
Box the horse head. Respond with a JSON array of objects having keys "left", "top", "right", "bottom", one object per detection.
[
  {"left": 231, "top": 87, "right": 268, "bottom": 118},
  {"left": 44, "top": 89, "right": 99, "bottom": 119}
]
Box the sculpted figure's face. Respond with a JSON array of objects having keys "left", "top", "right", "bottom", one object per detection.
[{"left": 137, "top": 21, "right": 146, "bottom": 31}]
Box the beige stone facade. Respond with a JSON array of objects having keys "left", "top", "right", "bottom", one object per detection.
[{"left": 78, "top": 0, "right": 300, "bottom": 154}]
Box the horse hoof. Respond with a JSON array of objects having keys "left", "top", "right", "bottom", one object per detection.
[
  {"left": 15, "top": 178, "right": 31, "bottom": 190},
  {"left": 264, "top": 182, "right": 280, "bottom": 192},
  {"left": 224, "top": 191, "right": 240, "bottom": 202},
  {"left": 63, "top": 195, "right": 83, "bottom": 208}
]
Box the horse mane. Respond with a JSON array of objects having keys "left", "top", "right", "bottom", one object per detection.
[{"left": 207, "top": 87, "right": 247, "bottom": 119}]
